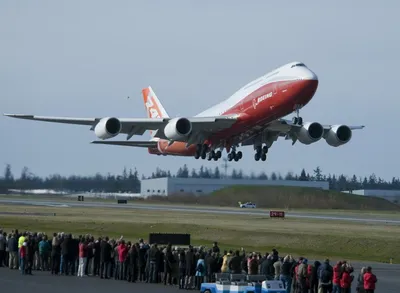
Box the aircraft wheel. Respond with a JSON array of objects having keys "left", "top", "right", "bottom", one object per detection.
[
  {"left": 261, "top": 154, "right": 267, "bottom": 161},
  {"left": 216, "top": 150, "right": 222, "bottom": 158},
  {"left": 254, "top": 153, "right": 260, "bottom": 161},
  {"left": 194, "top": 153, "right": 200, "bottom": 159},
  {"left": 196, "top": 144, "right": 202, "bottom": 152},
  {"left": 201, "top": 152, "right": 206, "bottom": 159},
  {"left": 237, "top": 151, "right": 243, "bottom": 159},
  {"left": 262, "top": 146, "right": 268, "bottom": 154},
  {"left": 298, "top": 117, "right": 303, "bottom": 125},
  {"left": 213, "top": 156, "right": 218, "bottom": 161}
]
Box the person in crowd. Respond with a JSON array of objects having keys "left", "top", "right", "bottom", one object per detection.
[
  {"left": 0, "top": 230, "right": 5, "bottom": 267},
  {"left": 77, "top": 238, "right": 88, "bottom": 277},
  {"left": 310, "top": 260, "right": 321, "bottom": 293},
  {"left": 363, "top": 266, "right": 377, "bottom": 293},
  {"left": 273, "top": 256, "right": 282, "bottom": 280},
  {"left": 297, "top": 258, "right": 309, "bottom": 293},
  {"left": 356, "top": 267, "right": 367, "bottom": 293},
  {"left": 7, "top": 233, "right": 18, "bottom": 269},
  {"left": 340, "top": 264, "right": 354, "bottom": 293},
  {"left": 249, "top": 253, "right": 259, "bottom": 275},
  {"left": 221, "top": 250, "right": 231, "bottom": 273},
  {"left": 332, "top": 261, "right": 343, "bottom": 293},
  {"left": 39, "top": 235, "right": 50, "bottom": 271},
  {"left": 280, "top": 255, "right": 293, "bottom": 293},
  {"left": 163, "top": 243, "right": 175, "bottom": 285},
  {"left": 318, "top": 258, "right": 333, "bottom": 293},
  {"left": 100, "top": 236, "right": 112, "bottom": 279},
  {"left": 195, "top": 252, "right": 205, "bottom": 290},
  {"left": 228, "top": 250, "right": 242, "bottom": 274},
  {"left": 184, "top": 246, "right": 195, "bottom": 289},
  {"left": 178, "top": 249, "right": 186, "bottom": 289},
  {"left": 20, "top": 239, "right": 27, "bottom": 275}
]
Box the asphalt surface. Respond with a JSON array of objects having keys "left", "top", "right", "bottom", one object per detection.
[
  {"left": 0, "top": 262, "right": 397, "bottom": 293},
  {"left": 0, "top": 198, "right": 400, "bottom": 225}
]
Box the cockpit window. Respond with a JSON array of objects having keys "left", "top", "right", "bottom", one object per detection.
[{"left": 291, "top": 63, "right": 306, "bottom": 68}]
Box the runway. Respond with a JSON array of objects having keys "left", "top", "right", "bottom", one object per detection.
[
  {"left": 0, "top": 262, "right": 398, "bottom": 293},
  {"left": 0, "top": 198, "right": 400, "bottom": 224}
]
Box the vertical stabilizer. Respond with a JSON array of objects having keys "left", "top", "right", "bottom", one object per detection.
[{"left": 142, "top": 86, "right": 169, "bottom": 138}]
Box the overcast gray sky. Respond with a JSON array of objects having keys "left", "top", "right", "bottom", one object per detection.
[{"left": 1, "top": 0, "right": 398, "bottom": 180}]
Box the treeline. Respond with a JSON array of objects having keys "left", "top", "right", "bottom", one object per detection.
[{"left": 0, "top": 164, "right": 399, "bottom": 193}]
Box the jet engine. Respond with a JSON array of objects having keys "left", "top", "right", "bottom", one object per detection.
[
  {"left": 164, "top": 117, "right": 192, "bottom": 141},
  {"left": 94, "top": 117, "right": 122, "bottom": 139},
  {"left": 324, "top": 125, "right": 352, "bottom": 147},
  {"left": 297, "top": 122, "right": 324, "bottom": 145}
]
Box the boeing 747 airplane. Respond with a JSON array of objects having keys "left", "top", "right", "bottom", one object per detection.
[{"left": 4, "top": 61, "right": 364, "bottom": 162}]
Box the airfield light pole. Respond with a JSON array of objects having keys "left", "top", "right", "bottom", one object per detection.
[{"left": 221, "top": 158, "right": 230, "bottom": 179}]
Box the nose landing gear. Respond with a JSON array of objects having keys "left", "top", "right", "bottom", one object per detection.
[{"left": 292, "top": 105, "right": 303, "bottom": 125}]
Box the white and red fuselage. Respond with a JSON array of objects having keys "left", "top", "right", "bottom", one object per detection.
[{"left": 147, "top": 61, "right": 318, "bottom": 156}]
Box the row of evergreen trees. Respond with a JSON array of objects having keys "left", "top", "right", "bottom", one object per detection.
[{"left": 1, "top": 164, "right": 399, "bottom": 193}]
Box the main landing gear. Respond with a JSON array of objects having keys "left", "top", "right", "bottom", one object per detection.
[
  {"left": 194, "top": 144, "right": 243, "bottom": 161},
  {"left": 254, "top": 145, "right": 269, "bottom": 161},
  {"left": 194, "top": 144, "right": 222, "bottom": 161},
  {"left": 227, "top": 148, "right": 242, "bottom": 162}
]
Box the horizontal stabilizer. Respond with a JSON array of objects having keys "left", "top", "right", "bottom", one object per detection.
[{"left": 91, "top": 141, "right": 157, "bottom": 148}]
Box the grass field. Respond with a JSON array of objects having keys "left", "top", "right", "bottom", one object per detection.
[{"left": 0, "top": 203, "right": 398, "bottom": 264}]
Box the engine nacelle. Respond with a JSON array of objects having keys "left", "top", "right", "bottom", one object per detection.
[
  {"left": 297, "top": 122, "right": 324, "bottom": 145},
  {"left": 94, "top": 117, "right": 122, "bottom": 139},
  {"left": 163, "top": 117, "right": 192, "bottom": 141},
  {"left": 324, "top": 124, "right": 352, "bottom": 147}
]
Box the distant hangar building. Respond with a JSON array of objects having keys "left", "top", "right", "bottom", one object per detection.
[
  {"left": 140, "top": 177, "right": 329, "bottom": 196},
  {"left": 342, "top": 189, "right": 400, "bottom": 202}
]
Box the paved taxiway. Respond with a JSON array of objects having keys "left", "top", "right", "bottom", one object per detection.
[
  {"left": 0, "top": 262, "right": 398, "bottom": 293},
  {"left": 0, "top": 198, "right": 400, "bottom": 224}
]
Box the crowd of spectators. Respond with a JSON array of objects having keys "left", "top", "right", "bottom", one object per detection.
[{"left": 0, "top": 229, "right": 378, "bottom": 293}]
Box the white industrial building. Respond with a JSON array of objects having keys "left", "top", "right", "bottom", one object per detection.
[
  {"left": 342, "top": 189, "right": 400, "bottom": 202},
  {"left": 140, "top": 177, "right": 329, "bottom": 196}
]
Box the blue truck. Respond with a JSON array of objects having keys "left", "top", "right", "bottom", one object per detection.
[{"left": 200, "top": 273, "right": 286, "bottom": 293}]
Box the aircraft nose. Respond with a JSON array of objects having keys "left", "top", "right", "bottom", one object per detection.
[
  {"left": 302, "top": 68, "right": 318, "bottom": 81},
  {"left": 301, "top": 69, "right": 318, "bottom": 80}
]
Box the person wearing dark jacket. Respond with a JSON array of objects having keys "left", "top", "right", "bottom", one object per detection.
[
  {"left": 310, "top": 261, "right": 321, "bottom": 293},
  {"left": 229, "top": 250, "right": 242, "bottom": 274},
  {"left": 148, "top": 243, "right": 159, "bottom": 283},
  {"left": 100, "top": 237, "right": 111, "bottom": 279},
  {"left": 318, "top": 259, "right": 334, "bottom": 293},
  {"left": 93, "top": 238, "right": 101, "bottom": 276},
  {"left": 138, "top": 243, "right": 147, "bottom": 282},
  {"left": 185, "top": 247, "right": 195, "bottom": 289},
  {"left": 205, "top": 250, "right": 215, "bottom": 283},
  {"left": 127, "top": 243, "right": 138, "bottom": 282},
  {"left": 163, "top": 244, "right": 175, "bottom": 285},
  {"left": 280, "top": 255, "right": 293, "bottom": 293},
  {"left": 61, "top": 234, "right": 71, "bottom": 275},
  {"left": 51, "top": 234, "right": 61, "bottom": 275}
]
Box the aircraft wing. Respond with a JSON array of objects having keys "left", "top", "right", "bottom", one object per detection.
[
  {"left": 3, "top": 113, "right": 238, "bottom": 142},
  {"left": 91, "top": 141, "right": 157, "bottom": 147}
]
